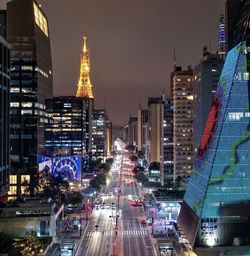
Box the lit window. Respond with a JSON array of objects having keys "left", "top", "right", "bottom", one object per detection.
[
  {"left": 33, "top": 2, "right": 48, "bottom": 37},
  {"left": 21, "top": 186, "right": 29, "bottom": 195},
  {"left": 21, "top": 175, "right": 30, "bottom": 184},
  {"left": 10, "top": 87, "right": 20, "bottom": 93},
  {"left": 21, "top": 110, "right": 32, "bottom": 115},
  {"left": 21, "top": 102, "right": 33, "bottom": 108},
  {"left": 21, "top": 65, "right": 33, "bottom": 71},
  {"left": 243, "top": 72, "right": 249, "bottom": 80},
  {"left": 9, "top": 175, "right": 17, "bottom": 184},
  {"left": 8, "top": 185, "right": 17, "bottom": 195},
  {"left": 10, "top": 102, "right": 20, "bottom": 108}
]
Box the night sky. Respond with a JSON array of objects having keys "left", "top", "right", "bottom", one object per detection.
[{"left": 1, "top": 0, "right": 224, "bottom": 125}]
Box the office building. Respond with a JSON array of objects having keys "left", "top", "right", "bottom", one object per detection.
[
  {"left": 193, "top": 49, "right": 224, "bottom": 152},
  {"left": 147, "top": 97, "right": 174, "bottom": 185},
  {"left": 163, "top": 99, "right": 174, "bottom": 184},
  {"left": 125, "top": 117, "right": 137, "bottom": 146},
  {"left": 0, "top": 24, "right": 10, "bottom": 202},
  {"left": 148, "top": 97, "right": 165, "bottom": 185},
  {"left": 105, "top": 115, "right": 112, "bottom": 157},
  {"left": 92, "top": 109, "right": 107, "bottom": 162},
  {"left": 137, "top": 107, "right": 149, "bottom": 156},
  {"left": 45, "top": 96, "right": 91, "bottom": 157},
  {"left": 171, "top": 66, "right": 193, "bottom": 189},
  {"left": 7, "top": 0, "right": 53, "bottom": 197},
  {"left": 178, "top": 41, "right": 250, "bottom": 248}
]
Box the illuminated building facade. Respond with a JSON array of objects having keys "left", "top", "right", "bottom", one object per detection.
[
  {"left": 0, "top": 25, "right": 10, "bottom": 202},
  {"left": 76, "top": 36, "right": 94, "bottom": 99},
  {"left": 193, "top": 50, "right": 224, "bottom": 152},
  {"left": 163, "top": 99, "right": 174, "bottom": 184},
  {"left": 218, "top": 15, "right": 226, "bottom": 59},
  {"left": 137, "top": 107, "right": 149, "bottom": 156},
  {"left": 92, "top": 109, "right": 107, "bottom": 162},
  {"left": 171, "top": 66, "right": 193, "bottom": 188},
  {"left": 178, "top": 41, "right": 250, "bottom": 247},
  {"left": 45, "top": 96, "right": 92, "bottom": 158},
  {"left": 7, "top": 0, "right": 53, "bottom": 197},
  {"left": 105, "top": 116, "right": 112, "bottom": 157},
  {"left": 125, "top": 117, "right": 137, "bottom": 146},
  {"left": 147, "top": 97, "right": 173, "bottom": 185},
  {"left": 148, "top": 97, "right": 165, "bottom": 185}
]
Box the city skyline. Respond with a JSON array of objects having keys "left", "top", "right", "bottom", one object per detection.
[{"left": 1, "top": 0, "right": 224, "bottom": 125}]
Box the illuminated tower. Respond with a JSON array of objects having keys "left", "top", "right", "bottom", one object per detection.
[
  {"left": 218, "top": 15, "right": 226, "bottom": 59},
  {"left": 76, "top": 36, "right": 94, "bottom": 99}
]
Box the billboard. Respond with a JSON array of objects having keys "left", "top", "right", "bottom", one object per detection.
[
  {"left": 38, "top": 156, "right": 52, "bottom": 173},
  {"left": 52, "top": 155, "right": 81, "bottom": 182},
  {"left": 38, "top": 155, "right": 81, "bottom": 182}
]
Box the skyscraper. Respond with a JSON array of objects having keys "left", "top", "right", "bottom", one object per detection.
[
  {"left": 125, "top": 117, "right": 137, "bottom": 146},
  {"left": 193, "top": 50, "right": 224, "bottom": 152},
  {"left": 7, "top": 0, "right": 53, "bottom": 197},
  {"left": 45, "top": 97, "right": 91, "bottom": 157},
  {"left": 148, "top": 96, "right": 165, "bottom": 185},
  {"left": 178, "top": 41, "right": 250, "bottom": 248},
  {"left": 105, "top": 115, "right": 112, "bottom": 157},
  {"left": 0, "top": 20, "right": 10, "bottom": 202},
  {"left": 137, "top": 107, "right": 149, "bottom": 155},
  {"left": 163, "top": 99, "right": 174, "bottom": 184},
  {"left": 92, "top": 109, "right": 107, "bottom": 162},
  {"left": 171, "top": 66, "right": 193, "bottom": 189}
]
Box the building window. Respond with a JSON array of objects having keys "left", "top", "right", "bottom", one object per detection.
[
  {"left": 8, "top": 186, "right": 17, "bottom": 195},
  {"left": 10, "top": 87, "right": 20, "bottom": 93},
  {"left": 9, "top": 175, "right": 17, "bottom": 185},
  {"left": 21, "top": 102, "right": 33, "bottom": 108},
  {"left": 10, "top": 102, "right": 20, "bottom": 108}
]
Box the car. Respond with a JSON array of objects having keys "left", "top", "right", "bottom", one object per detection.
[
  {"left": 94, "top": 225, "right": 99, "bottom": 230},
  {"left": 108, "top": 192, "right": 113, "bottom": 196},
  {"left": 141, "top": 219, "right": 147, "bottom": 225}
]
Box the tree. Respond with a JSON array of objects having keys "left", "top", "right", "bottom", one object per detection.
[
  {"left": 90, "top": 173, "right": 106, "bottom": 190},
  {"left": 135, "top": 172, "right": 148, "bottom": 184},
  {"left": 66, "top": 191, "right": 83, "bottom": 205}
]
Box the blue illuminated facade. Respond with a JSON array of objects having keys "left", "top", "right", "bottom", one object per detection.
[
  {"left": 178, "top": 41, "right": 250, "bottom": 247},
  {"left": 52, "top": 155, "right": 81, "bottom": 182},
  {"left": 38, "top": 155, "right": 81, "bottom": 182}
]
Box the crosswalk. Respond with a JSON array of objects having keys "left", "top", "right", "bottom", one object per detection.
[{"left": 86, "top": 229, "right": 149, "bottom": 238}]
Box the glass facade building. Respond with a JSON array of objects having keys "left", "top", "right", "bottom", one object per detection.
[
  {"left": 7, "top": 0, "right": 53, "bottom": 196},
  {"left": 92, "top": 109, "right": 107, "bottom": 162},
  {"left": 45, "top": 96, "right": 92, "bottom": 158},
  {"left": 178, "top": 41, "right": 250, "bottom": 247},
  {"left": 0, "top": 32, "right": 10, "bottom": 202},
  {"left": 193, "top": 52, "right": 224, "bottom": 152}
]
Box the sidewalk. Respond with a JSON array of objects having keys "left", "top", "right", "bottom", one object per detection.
[{"left": 45, "top": 220, "right": 88, "bottom": 256}]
